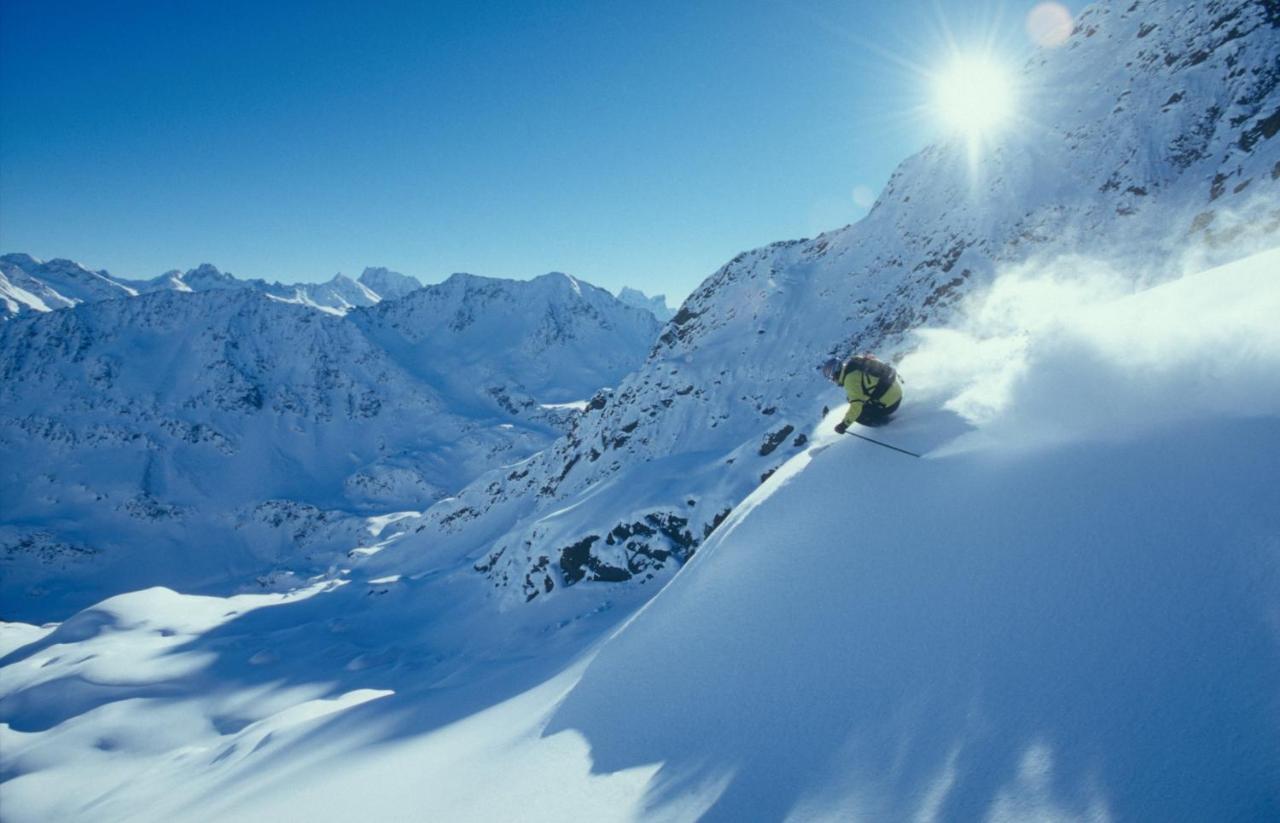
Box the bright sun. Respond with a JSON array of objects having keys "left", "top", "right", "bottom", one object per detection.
[{"left": 933, "top": 56, "right": 1017, "bottom": 136}]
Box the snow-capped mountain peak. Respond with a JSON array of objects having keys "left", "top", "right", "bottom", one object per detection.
[{"left": 173, "top": 262, "right": 243, "bottom": 290}]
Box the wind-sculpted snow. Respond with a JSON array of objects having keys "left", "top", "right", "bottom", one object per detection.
[
  {"left": 388, "top": 0, "right": 1280, "bottom": 606},
  {"left": 0, "top": 276, "right": 658, "bottom": 619}
]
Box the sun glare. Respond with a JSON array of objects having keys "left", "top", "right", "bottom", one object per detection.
[{"left": 933, "top": 56, "right": 1017, "bottom": 137}]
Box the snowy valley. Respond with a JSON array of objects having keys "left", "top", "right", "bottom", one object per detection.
[
  {"left": 1, "top": 272, "right": 660, "bottom": 620},
  {"left": 2, "top": 0, "right": 1279, "bottom": 820}
]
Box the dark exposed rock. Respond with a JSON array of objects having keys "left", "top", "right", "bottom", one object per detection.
[
  {"left": 473, "top": 546, "right": 506, "bottom": 574},
  {"left": 523, "top": 555, "right": 554, "bottom": 602},
  {"left": 559, "top": 535, "right": 629, "bottom": 585},
  {"left": 557, "top": 510, "right": 712, "bottom": 587},
  {"left": 703, "top": 508, "right": 732, "bottom": 538},
  {"left": 759, "top": 425, "right": 795, "bottom": 456},
  {"left": 1239, "top": 106, "right": 1280, "bottom": 152},
  {"left": 670, "top": 306, "right": 702, "bottom": 326}
]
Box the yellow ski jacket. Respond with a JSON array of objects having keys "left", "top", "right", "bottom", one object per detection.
[{"left": 840, "top": 365, "right": 903, "bottom": 425}]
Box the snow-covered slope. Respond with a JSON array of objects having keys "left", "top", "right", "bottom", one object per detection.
[
  {"left": 391, "top": 0, "right": 1280, "bottom": 607},
  {"left": 543, "top": 245, "right": 1280, "bottom": 821},
  {"left": 616, "top": 286, "right": 675, "bottom": 321},
  {"left": 2, "top": 245, "right": 1276, "bottom": 823},
  {"left": 0, "top": 275, "right": 658, "bottom": 620}
]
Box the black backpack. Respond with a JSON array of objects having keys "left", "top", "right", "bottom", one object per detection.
[{"left": 841, "top": 355, "right": 897, "bottom": 403}]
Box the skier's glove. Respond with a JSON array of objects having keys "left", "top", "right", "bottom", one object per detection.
[{"left": 834, "top": 422, "right": 848, "bottom": 435}]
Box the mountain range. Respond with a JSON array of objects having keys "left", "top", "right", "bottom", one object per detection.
[
  {"left": 0, "top": 271, "right": 660, "bottom": 619},
  {"left": 0, "top": 254, "right": 424, "bottom": 319}
]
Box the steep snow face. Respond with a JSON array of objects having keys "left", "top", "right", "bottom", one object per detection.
[
  {"left": 358, "top": 266, "right": 422, "bottom": 300},
  {"left": 616, "top": 286, "right": 675, "bottom": 321},
  {"left": 546, "top": 247, "right": 1280, "bottom": 822},
  {"left": 3, "top": 247, "right": 1275, "bottom": 823},
  {"left": 390, "top": 0, "right": 1280, "bottom": 607},
  {"left": 354, "top": 271, "right": 663, "bottom": 403},
  {"left": 0, "top": 254, "right": 137, "bottom": 319}
]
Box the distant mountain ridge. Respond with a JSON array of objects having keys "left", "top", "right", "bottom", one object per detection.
[
  {"left": 3, "top": 254, "right": 678, "bottom": 325},
  {"left": 0, "top": 255, "right": 425, "bottom": 320}
]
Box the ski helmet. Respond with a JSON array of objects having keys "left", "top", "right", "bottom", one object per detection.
[{"left": 820, "top": 358, "right": 841, "bottom": 382}]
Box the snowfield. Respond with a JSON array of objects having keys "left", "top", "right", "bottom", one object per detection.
[{"left": 2, "top": 247, "right": 1277, "bottom": 822}]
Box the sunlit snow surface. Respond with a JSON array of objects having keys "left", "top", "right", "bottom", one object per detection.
[{"left": 3, "top": 248, "right": 1278, "bottom": 821}]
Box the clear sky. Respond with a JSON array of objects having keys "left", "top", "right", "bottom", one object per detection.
[{"left": 0, "top": 0, "right": 1058, "bottom": 301}]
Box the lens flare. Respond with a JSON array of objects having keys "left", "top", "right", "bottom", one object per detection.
[{"left": 1027, "top": 2, "right": 1073, "bottom": 48}]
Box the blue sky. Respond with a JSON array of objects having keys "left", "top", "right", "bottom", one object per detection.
[{"left": 0, "top": 0, "right": 1055, "bottom": 301}]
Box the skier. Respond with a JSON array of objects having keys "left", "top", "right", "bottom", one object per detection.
[{"left": 821, "top": 354, "right": 902, "bottom": 433}]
